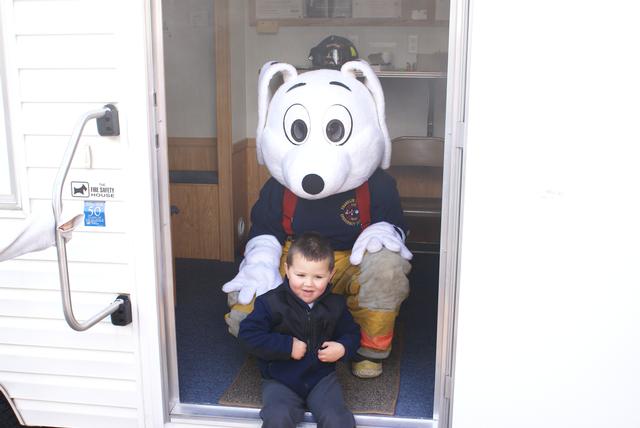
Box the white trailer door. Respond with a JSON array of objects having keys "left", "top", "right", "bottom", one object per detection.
[
  {"left": 0, "top": 1, "right": 166, "bottom": 427},
  {"left": 451, "top": 1, "right": 640, "bottom": 428}
]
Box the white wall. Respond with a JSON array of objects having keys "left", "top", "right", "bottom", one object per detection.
[
  {"left": 162, "top": 0, "right": 216, "bottom": 138},
  {"left": 243, "top": 23, "right": 450, "bottom": 139},
  {"left": 161, "top": 0, "right": 449, "bottom": 142},
  {"left": 230, "top": 1, "right": 248, "bottom": 143},
  {"left": 452, "top": 1, "right": 640, "bottom": 428}
]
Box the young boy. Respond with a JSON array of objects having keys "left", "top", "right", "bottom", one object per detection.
[{"left": 238, "top": 232, "right": 360, "bottom": 428}]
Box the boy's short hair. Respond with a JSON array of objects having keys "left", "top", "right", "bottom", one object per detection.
[{"left": 287, "top": 232, "right": 335, "bottom": 271}]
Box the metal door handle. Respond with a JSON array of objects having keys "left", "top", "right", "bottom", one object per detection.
[{"left": 52, "top": 105, "right": 130, "bottom": 331}]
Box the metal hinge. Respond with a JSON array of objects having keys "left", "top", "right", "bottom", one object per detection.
[
  {"left": 153, "top": 92, "right": 157, "bottom": 107},
  {"left": 455, "top": 121, "right": 466, "bottom": 149},
  {"left": 444, "top": 374, "right": 453, "bottom": 399},
  {"left": 155, "top": 134, "right": 159, "bottom": 149}
]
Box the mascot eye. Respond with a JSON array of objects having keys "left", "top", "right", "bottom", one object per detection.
[
  {"left": 292, "top": 120, "right": 308, "bottom": 142},
  {"left": 323, "top": 105, "right": 352, "bottom": 145},
  {"left": 283, "top": 104, "right": 310, "bottom": 145},
  {"left": 326, "top": 120, "right": 344, "bottom": 142}
]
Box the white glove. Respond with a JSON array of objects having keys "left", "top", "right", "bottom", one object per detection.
[
  {"left": 222, "top": 234, "right": 283, "bottom": 304},
  {"left": 0, "top": 207, "right": 83, "bottom": 262},
  {"left": 349, "top": 221, "right": 412, "bottom": 265}
]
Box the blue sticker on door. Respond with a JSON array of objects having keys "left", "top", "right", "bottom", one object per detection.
[{"left": 84, "top": 201, "right": 106, "bottom": 227}]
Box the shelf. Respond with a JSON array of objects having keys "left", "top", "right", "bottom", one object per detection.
[
  {"left": 249, "top": 0, "right": 449, "bottom": 28},
  {"left": 297, "top": 68, "right": 446, "bottom": 79},
  {"left": 251, "top": 17, "right": 449, "bottom": 27},
  {"left": 374, "top": 70, "right": 446, "bottom": 79}
]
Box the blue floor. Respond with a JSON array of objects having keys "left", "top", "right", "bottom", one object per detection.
[{"left": 174, "top": 253, "right": 438, "bottom": 418}]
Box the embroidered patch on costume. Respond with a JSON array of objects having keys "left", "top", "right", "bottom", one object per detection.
[{"left": 340, "top": 198, "right": 360, "bottom": 226}]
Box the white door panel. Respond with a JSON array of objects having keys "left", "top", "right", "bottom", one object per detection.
[{"left": 1, "top": 0, "right": 160, "bottom": 426}]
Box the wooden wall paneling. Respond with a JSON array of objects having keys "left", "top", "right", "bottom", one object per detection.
[
  {"left": 258, "top": 164, "right": 270, "bottom": 188},
  {"left": 406, "top": 215, "right": 441, "bottom": 243},
  {"left": 232, "top": 140, "right": 248, "bottom": 252},
  {"left": 244, "top": 139, "right": 271, "bottom": 241},
  {"left": 231, "top": 138, "right": 270, "bottom": 252},
  {"left": 169, "top": 183, "right": 221, "bottom": 259},
  {"left": 387, "top": 165, "right": 443, "bottom": 245},
  {"left": 388, "top": 166, "right": 443, "bottom": 198},
  {"left": 214, "top": 0, "right": 234, "bottom": 261},
  {"left": 245, "top": 139, "right": 270, "bottom": 210},
  {"left": 168, "top": 137, "right": 217, "bottom": 171}
]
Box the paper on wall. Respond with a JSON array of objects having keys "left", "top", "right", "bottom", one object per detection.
[
  {"left": 352, "top": 0, "right": 401, "bottom": 19},
  {"left": 256, "top": 0, "right": 303, "bottom": 19},
  {"left": 435, "top": 0, "right": 450, "bottom": 21}
]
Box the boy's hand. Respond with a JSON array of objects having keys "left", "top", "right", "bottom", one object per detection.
[
  {"left": 291, "top": 337, "right": 307, "bottom": 360},
  {"left": 318, "top": 341, "right": 345, "bottom": 363}
]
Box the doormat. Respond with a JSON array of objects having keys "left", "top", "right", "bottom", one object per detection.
[{"left": 218, "top": 326, "right": 403, "bottom": 415}]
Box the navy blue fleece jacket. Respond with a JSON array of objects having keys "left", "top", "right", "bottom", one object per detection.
[{"left": 238, "top": 279, "right": 360, "bottom": 398}]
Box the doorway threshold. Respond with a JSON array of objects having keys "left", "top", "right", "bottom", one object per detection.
[{"left": 171, "top": 403, "right": 436, "bottom": 427}]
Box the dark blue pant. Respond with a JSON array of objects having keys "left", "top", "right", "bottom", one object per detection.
[{"left": 260, "top": 372, "right": 355, "bottom": 428}]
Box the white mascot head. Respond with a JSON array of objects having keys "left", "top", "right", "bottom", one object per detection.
[{"left": 256, "top": 60, "right": 391, "bottom": 200}]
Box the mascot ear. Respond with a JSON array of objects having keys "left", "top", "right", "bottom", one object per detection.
[
  {"left": 341, "top": 60, "right": 392, "bottom": 169},
  {"left": 256, "top": 61, "right": 298, "bottom": 165}
]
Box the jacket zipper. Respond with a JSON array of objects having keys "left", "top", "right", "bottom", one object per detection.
[{"left": 305, "top": 309, "right": 311, "bottom": 350}]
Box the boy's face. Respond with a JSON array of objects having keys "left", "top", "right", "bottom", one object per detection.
[{"left": 285, "top": 252, "right": 334, "bottom": 304}]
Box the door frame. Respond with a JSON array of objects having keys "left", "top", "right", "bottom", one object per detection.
[
  {"left": 149, "top": 0, "right": 471, "bottom": 426},
  {"left": 433, "top": 0, "right": 471, "bottom": 426}
]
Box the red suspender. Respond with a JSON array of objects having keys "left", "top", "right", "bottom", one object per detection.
[
  {"left": 281, "top": 181, "right": 371, "bottom": 236},
  {"left": 355, "top": 181, "right": 371, "bottom": 230},
  {"left": 282, "top": 188, "right": 297, "bottom": 236}
]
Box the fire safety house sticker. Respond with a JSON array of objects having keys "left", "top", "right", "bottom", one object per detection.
[
  {"left": 71, "top": 181, "right": 115, "bottom": 199},
  {"left": 84, "top": 201, "right": 106, "bottom": 227},
  {"left": 71, "top": 181, "right": 114, "bottom": 228},
  {"left": 71, "top": 181, "right": 89, "bottom": 198}
]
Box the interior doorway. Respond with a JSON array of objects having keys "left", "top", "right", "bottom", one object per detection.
[{"left": 156, "top": 0, "right": 466, "bottom": 425}]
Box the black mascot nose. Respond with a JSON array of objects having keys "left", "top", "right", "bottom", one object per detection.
[{"left": 302, "top": 174, "right": 324, "bottom": 195}]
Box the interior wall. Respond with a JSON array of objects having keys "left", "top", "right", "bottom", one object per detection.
[
  {"left": 229, "top": 1, "right": 248, "bottom": 143},
  {"left": 162, "top": 0, "right": 216, "bottom": 138},
  {"left": 161, "top": 0, "right": 448, "bottom": 142},
  {"left": 243, "top": 23, "right": 450, "bottom": 139}
]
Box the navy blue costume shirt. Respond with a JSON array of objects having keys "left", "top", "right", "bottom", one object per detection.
[{"left": 248, "top": 168, "right": 407, "bottom": 250}]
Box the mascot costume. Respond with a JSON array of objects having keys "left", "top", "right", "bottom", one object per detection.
[{"left": 223, "top": 59, "right": 412, "bottom": 378}]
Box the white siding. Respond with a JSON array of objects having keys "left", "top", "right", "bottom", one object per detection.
[
  {"left": 15, "top": 233, "right": 131, "bottom": 263},
  {"left": 0, "top": 288, "right": 129, "bottom": 320},
  {"left": 20, "top": 102, "right": 106, "bottom": 135},
  {"left": 26, "top": 167, "right": 125, "bottom": 200},
  {"left": 0, "top": 0, "right": 151, "bottom": 426},
  {"left": 24, "top": 136, "right": 124, "bottom": 169},
  {"left": 0, "top": 317, "right": 134, "bottom": 352},
  {"left": 19, "top": 69, "right": 120, "bottom": 102},
  {"left": 12, "top": 400, "right": 138, "bottom": 428},
  {"left": 0, "top": 344, "right": 136, "bottom": 379},
  {"left": 2, "top": 371, "right": 137, "bottom": 407},
  {"left": 0, "top": 259, "right": 129, "bottom": 293},
  {"left": 12, "top": 1, "right": 117, "bottom": 35},
  {"left": 16, "top": 34, "right": 118, "bottom": 69}
]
